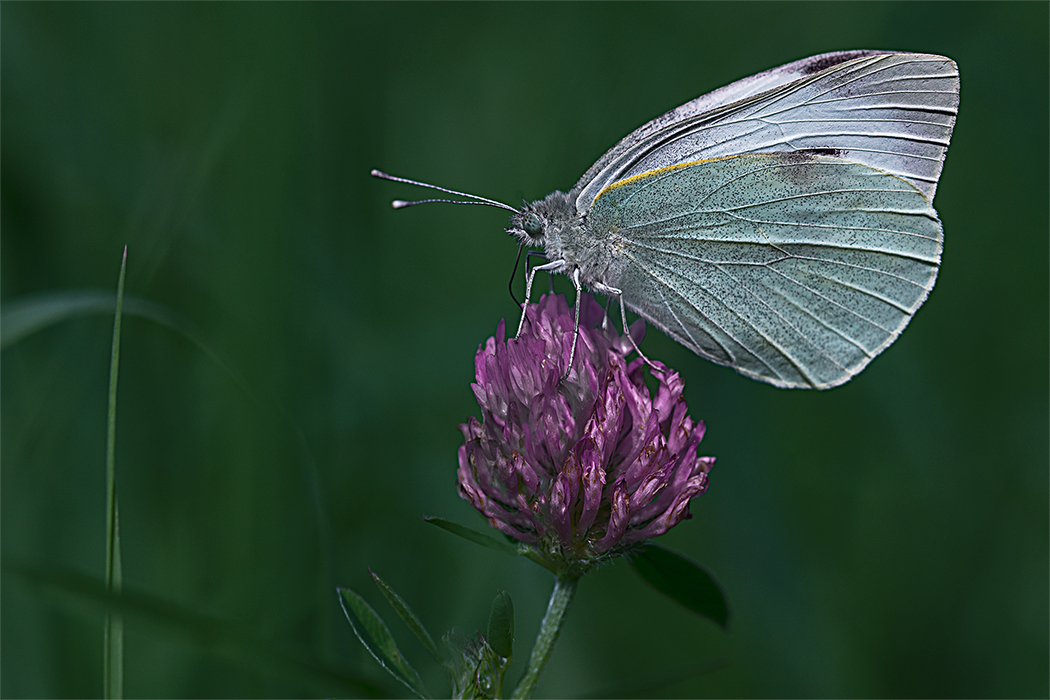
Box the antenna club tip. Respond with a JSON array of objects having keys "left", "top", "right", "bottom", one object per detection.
[
  {"left": 370, "top": 169, "right": 383, "bottom": 177},
  {"left": 391, "top": 200, "right": 409, "bottom": 209}
]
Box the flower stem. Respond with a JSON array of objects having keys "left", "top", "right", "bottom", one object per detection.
[{"left": 510, "top": 576, "right": 578, "bottom": 699}]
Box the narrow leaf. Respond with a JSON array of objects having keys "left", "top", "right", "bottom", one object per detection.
[
  {"left": 104, "top": 505, "right": 124, "bottom": 699},
  {"left": 369, "top": 570, "right": 442, "bottom": 663},
  {"left": 423, "top": 516, "right": 518, "bottom": 556},
  {"left": 629, "top": 543, "right": 728, "bottom": 628},
  {"left": 487, "top": 591, "right": 514, "bottom": 660},
  {"left": 103, "top": 247, "right": 127, "bottom": 700},
  {"left": 338, "top": 587, "right": 429, "bottom": 698}
]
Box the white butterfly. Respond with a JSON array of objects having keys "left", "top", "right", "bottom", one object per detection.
[{"left": 376, "top": 51, "right": 959, "bottom": 389}]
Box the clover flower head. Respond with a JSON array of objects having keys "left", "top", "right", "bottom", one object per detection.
[{"left": 457, "top": 294, "right": 714, "bottom": 575}]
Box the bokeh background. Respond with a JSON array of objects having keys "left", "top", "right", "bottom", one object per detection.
[{"left": 3, "top": 3, "right": 1047, "bottom": 698}]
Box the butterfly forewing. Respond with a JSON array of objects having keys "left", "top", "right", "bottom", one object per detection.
[
  {"left": 574, "top": 53, "right": 959, "bottom": 210},
  {"left": 572, "top": 51, "right": 887, "bottom": 202},
  {"left": 590, "top": 153, "right": 942, "bottom": 389}
]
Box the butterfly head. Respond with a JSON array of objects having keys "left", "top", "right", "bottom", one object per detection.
[
  {"left": 522, "top": 212, "right": 544, "bottom": 238},
  {"left": 507, "top": 190, "right": 575, "bottom": 250},
  {"left": 507, "top": 205, "right": 547, "bottom": 245}
]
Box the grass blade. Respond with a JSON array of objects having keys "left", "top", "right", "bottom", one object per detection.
[
  {"left": 338, "top": 587, "right": 430, "bottom": 698},
  {"left": 103, "top": 247, "right": 127, "bottom": 699},
  {"left": 369, "top": 570, "right": 442, "bottom": 663}
]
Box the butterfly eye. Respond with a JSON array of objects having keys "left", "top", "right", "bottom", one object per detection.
[{"left": 523, "top": 213, "right": 544, "bottom": 239}]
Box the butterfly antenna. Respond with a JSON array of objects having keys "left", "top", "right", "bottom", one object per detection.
[{"left": 371, "top": 169, "right": 518, "bottom": 213}]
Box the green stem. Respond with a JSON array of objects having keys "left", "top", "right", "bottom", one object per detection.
[{"left": 510, "top": 576, "right": 578, "bottom": 699}]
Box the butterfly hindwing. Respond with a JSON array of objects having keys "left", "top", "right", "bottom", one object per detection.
[{"left": 587, "top": 152, "right": 942, "bottom": 388}]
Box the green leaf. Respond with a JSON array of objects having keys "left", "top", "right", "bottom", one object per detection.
[
  {"left": 629, "top": 543, "right": 728, "bottom": 628},
  {"left": 487, "top": 591, "right": 514, "bottom": 660},
  {"left": 338, "top": 587, "right": 430, "bottom": 698},
  {"left": 423, "top": 516, "right": 519, "bottom": 556},
  {"left": 369, "top": 570, "right": 443, "bottom": 663},
  {"left": 103, "top": 247, "right": 127, "bottom": 700}
]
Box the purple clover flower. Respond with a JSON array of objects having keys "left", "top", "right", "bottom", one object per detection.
[{"left": 458, "top": 293, "right": 714, "bottom": 574}]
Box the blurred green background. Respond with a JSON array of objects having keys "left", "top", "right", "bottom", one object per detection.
[{"left": 2, "top": 2, "right": 1047, "bottom": 698}]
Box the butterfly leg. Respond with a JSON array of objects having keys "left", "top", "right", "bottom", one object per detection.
[
  {"left": 563, "top": 267, "right": 584, "bottom": 378},
  {"left": 517, "top": 258, "right": 565, "bottom": 337},
  {"left": 591, "top": 281, "right": 655, "bottom": 367},
  {"left": 524, "top": 250, "right": 555, "bottom": 296},
  {"left": 512, "top": 249, "right": 550, "bottom": 331}
]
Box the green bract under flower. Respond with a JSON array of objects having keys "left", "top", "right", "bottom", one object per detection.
[{"left": 458, "top": 294, "right": 714, "bottom": 575}]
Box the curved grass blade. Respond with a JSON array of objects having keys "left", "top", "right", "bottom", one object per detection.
[
  {"left": 103, "top": 247, "right": 127, "bottom": 700},
  {"left": 1, "top": 290, "right": 182, "bottom": 349},
  {"left": 0, "top": 289, "right": 250, "bottom": 402},
  {"left": 369, "top": 570, "right": 442, "bottom": 664},
  {"left": 629, "top": 543, "right": 728, "bottom": 628},
  {"left": 487, "top": 590, "right": 514, "bottom": 660},
  {"left": 338, "top": 587, "right": 430, "bottom": 698},
  {"left": 422, "top": 516, "right": 518, "bottom": 556},
  {"left": 1, "top": 560, "right": 383, "bottom": 695}
]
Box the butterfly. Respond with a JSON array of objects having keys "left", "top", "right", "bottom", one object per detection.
[{"left": 375, "top": 51, "right": 959, "bottom": 389}]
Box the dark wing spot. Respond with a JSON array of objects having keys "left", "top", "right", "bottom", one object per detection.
[
  {"left": 801, "top": 50, "right": 877, "bottom": 75},
  {"left": 777, "top": 150, "right": 840, "bottom": 165},
  {"left": 796, "top": 147, "right": 844, "bottom": 157}
]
